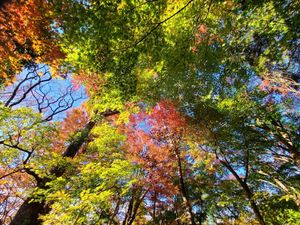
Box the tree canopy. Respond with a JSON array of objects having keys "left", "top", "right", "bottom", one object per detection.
[{"left": 0, "top": 0, "right": 299, "bottom": 224}]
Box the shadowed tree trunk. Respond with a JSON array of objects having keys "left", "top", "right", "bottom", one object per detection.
[
  {"left": 122, "top": 186, "right": 149, "bottom": 225},
  {"left": 9, "top": 110, "right": 119, "bottom": 225},
  {"left": 174, "top": 146, "right": 196, "bottom": 225},
  {"left": 220, "top": 159, "right": 266, "bottom": 225}
]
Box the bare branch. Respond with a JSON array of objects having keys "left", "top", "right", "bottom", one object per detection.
[
  {"left": 8, "top": 73, "right": 52, "bottom": 108},
  {"left": 4, "top": 70, "right": 37, "bottom": 107}
]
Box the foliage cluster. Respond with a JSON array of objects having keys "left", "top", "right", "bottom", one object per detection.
[{"left": 0, "top": 0, "right": 299, "bottom": 225}]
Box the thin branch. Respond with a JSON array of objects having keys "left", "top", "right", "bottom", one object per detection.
[
  {"left": 4, "top": 71, "right": 36, "bottom": 107},
  {"left": 0, "top": 140, "right": 31, "bottom": 154},
  {"left": 124, "top": 0, "right": 195, "bottom": 49},
  {"left": 0, "top": 168, "right": 23, "bottom": 180},
  {"left": 204, "top": 0, "right": 213, "bottom": 20},
  {"left": 9, "top": 73, "right": 52, "bottom": 108}
]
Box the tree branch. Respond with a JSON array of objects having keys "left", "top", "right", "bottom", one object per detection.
[{"left": 125, "top": 0, "right": 195, "bottom": 49}]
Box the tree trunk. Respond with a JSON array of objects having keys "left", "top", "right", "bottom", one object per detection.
[
  {"left": 152, "top": 193, "right": 156, "bottom": 222},
  {"left": 9, "top": 199, "right": 49, "bottom": 225},
  {"left": 125, "top": 187, "right": 149, "bottom": 225},
  {"left": 9, "top": 120, "right": 96, "bottom": 225},
  {"left": 10, "top": 110, "right": 119, "bottom": 225},
  {"left": 175, "top": 148, "right": 196, "bottom": 225},
  {"left": 220, "top": 160, "right": 266, "bottom": 225}
]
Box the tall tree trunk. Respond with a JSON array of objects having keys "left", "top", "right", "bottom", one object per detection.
[
  {"left": 152, "top": 193, "right": 157, "bottom": 223},
  {"left": 175, "top": 147, "right": 196, "bottom": 225},
  {"left": 122, "top": 195, "right": 133, "bottom": 225},
  {"left": 9, "top": 121, "right": 96, "bottom": 225},
  {"left": 220, "top": 160, "right": 266, "bottom": 225},
  {"left": 10, "top": 110, "right": 119, "bottom": 225},
  {"left": 9, "top": 199, "right": 48, "bottom": 225},
  {"left": 125, "top": 187, "right": 149, "bottom": 225}
]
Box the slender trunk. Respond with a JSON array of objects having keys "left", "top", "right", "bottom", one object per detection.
[
  {"left": 175, "top": 148, "right": 196, "bottom": 225},
  {"left": 220, "top": 160, "right": 266, "bottom": 225},
  {"left": 122, "top": 197, "right": 133, "bottom": 225},
  {"left": 152, "top": 195, "right": 156, "bottom": 223},
  {"left": 109, "top": 199, "right": 120, "bottom": 225},
  {"left": 122, "top": 186, "right": 149, "bottom": 225},
  {"left": 127, "top": 188, "right": 148, "bottom": 225}
]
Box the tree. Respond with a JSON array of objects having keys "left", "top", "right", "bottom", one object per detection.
[
  {"left": 1, "top": 0, "right": 299, "bottom": 224},
  {"left": 0, "top": 65, "right": 85, "bottom": 224},
  {"left": 123, "top": 100, "right": 213, "bottom": 224},
  {"left": 187, "top": 87, "right": 299, "bottom": 224},
  {"left": 0, "top": 0, "right": 65, "bottom": 84}
]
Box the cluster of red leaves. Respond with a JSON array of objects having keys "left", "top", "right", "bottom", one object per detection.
[
  {"left": 259, "top": 75, "right": 300, "bottom": 97},
  {"left": 51, "top": 106, "right": 89, "bottom": 153},
  {"left": 0, "top": 0, "right": 65, "bottom": 84},
  {"left": 192, "top": 23, "right": 223, "bottom": 53},
  {"left": 71, "top": 70, "right": 106, "bottom": 95},
  {"left": 124, "top": 100, "right": 187, "bottom": 202},
  {"left": 149, "top": 100, "right": 186, "bottom": 131}
]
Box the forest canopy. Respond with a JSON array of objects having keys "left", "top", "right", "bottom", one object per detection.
[{"left": 0, "top": 0, "right": 299, "bottom": 224}]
